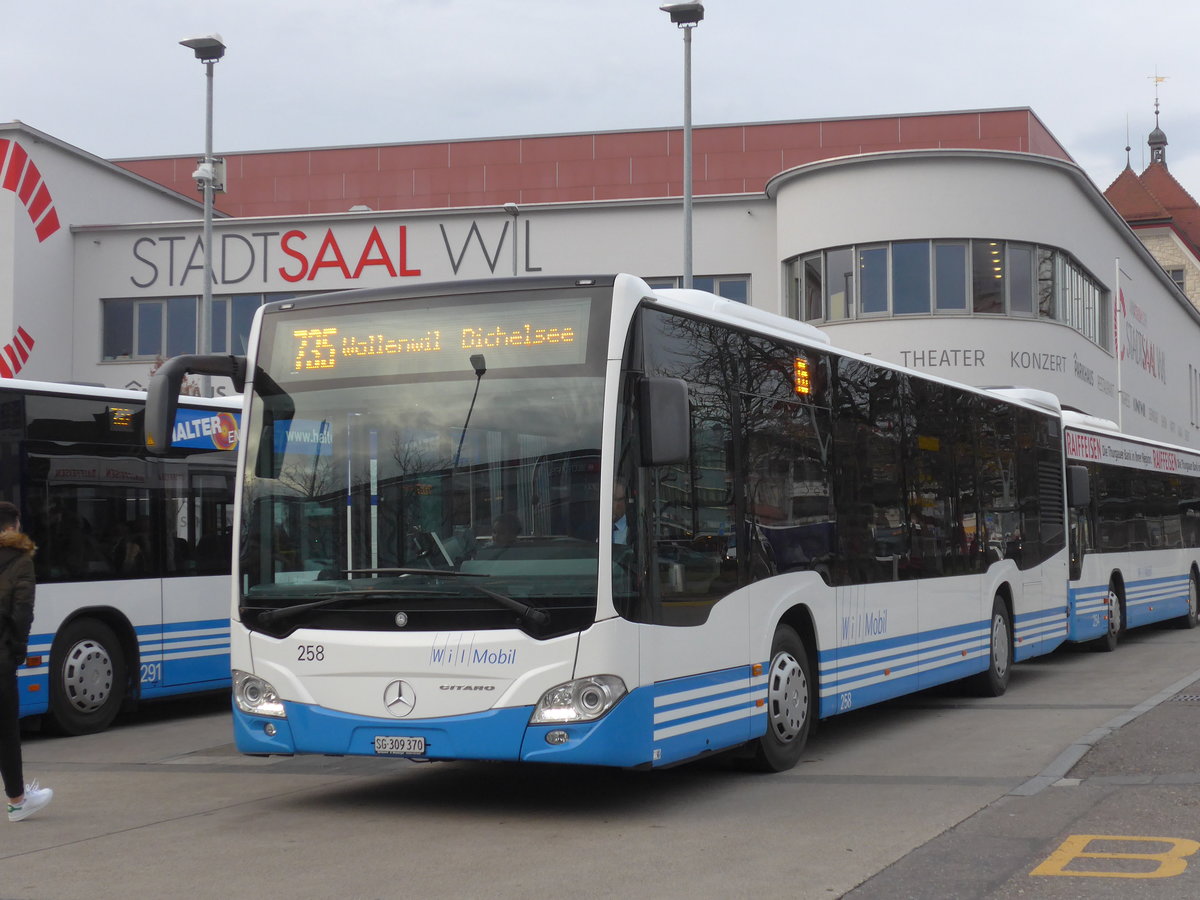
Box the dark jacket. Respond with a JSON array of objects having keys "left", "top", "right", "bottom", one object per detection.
[{"left": 0, "top": 529, "right": 36, "bottom": 667}]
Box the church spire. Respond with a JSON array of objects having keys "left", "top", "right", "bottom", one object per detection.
[{"left": 1148, "top": 71, "right": 1168, "bottom": 166}]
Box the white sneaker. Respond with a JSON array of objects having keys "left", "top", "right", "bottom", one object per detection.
[{"left": 7, "top": 781, "right": 53, "bottom": 822}]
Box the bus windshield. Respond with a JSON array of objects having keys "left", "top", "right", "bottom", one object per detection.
[{"left": 238, "top": 287, "right": 609, "bottom": 639}]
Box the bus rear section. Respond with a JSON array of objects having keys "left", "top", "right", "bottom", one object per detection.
[
  {"left": 0, "top": 379, "right": 239, "bottom": 734},
  {"left": 1064, "top": 417, "right": 1200, "bottom": 651}
]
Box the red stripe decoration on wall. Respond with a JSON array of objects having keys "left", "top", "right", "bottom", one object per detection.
[
  {"left": 0, "top": 328, "right": 36, "bottom": 378},
  {"left": 0, "top": 139, "right": 62, "bottom": 242}
]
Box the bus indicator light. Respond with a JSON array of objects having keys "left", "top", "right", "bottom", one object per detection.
[
  {"left": 793, "top": 357, "right": 811, "bottom": 395},
  {"left": 107, "top": 405, "right": 136, "bottom": 432}
]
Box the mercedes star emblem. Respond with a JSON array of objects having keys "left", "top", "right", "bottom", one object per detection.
[{"left": 383, "top": 679, "right": 417, "bottom": 717}]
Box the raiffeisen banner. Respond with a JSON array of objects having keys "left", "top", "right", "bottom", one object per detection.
[
  {"left": 172, "top": 408, "right": 240, "bottom": 451},
  {"left": 1065, "top": 428, "right": 1200, "bottom": 476}
]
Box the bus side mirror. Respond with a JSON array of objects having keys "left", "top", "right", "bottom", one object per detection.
[
  {"left": 1066, "top": 465, "right": 1090, "bottom": 508},
  {"left": 639, "top": 377, "right": 690, "bottom": 466},
  {"left": 145, "top": 354, "right": 247, "bottom": 455}
]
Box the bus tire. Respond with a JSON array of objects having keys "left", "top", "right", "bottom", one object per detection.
[
  {"left": 750, "top": 625, "right": 813, "bottom": 772},
  {"left": 1178, "top": 570, "right": 1199, "bottom": 630},
  {"left": 970, "top": 595, "right": 1012, "bottom": 697},
  {"left": 1091, "top": 579, "right": 1123, "bottom": 652},
  {"left": 47, "top": 618, "right": 127, "bottom": 735}
]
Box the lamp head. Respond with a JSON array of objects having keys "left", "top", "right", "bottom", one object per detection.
[
  {"left": 503, "top": 202, "right": 519, "bottom": 216},
  {"left": 470, "top": 354, "right": 487, "bottom": 377},
  {"left": 660, "top": 2, "right": 704, "bottom": 25},
  {"left": 180, "top": 34, "right": 227, "bottom": 63}
]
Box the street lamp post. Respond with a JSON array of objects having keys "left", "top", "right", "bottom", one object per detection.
[
  {"left": 661, "top": 3, "right": 704, "bottom": 289},
  {"left": 180, "top": 33, "right": 226, "bottom": 397}
]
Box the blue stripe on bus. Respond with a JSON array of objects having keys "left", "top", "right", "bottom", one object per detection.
[
  {"left": 1069, "top": 574, "right": 1191, "bottom": 639},
  {"left": 648, "top": 666, "right": 765, "bottom": 766},
  {"left": 820, "top": 619, "right": 989, "bottom": 687},
  {"left": 812, "top": 603, "right": 1067, "bottom": 714},
  {"left": 135, "top": 618, "right": 230, "bottom": 636}
]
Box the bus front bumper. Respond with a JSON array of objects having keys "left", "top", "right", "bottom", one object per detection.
[{"left": 231, "top": 691, "right": 656, "bottom": 767}]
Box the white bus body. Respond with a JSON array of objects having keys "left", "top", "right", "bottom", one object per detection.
[
  {"left": 1, "top": 378, "right": 239, "bottom": 733},
  {"left": 153, "top": 274, "right": 1078, "bottom": 770}
]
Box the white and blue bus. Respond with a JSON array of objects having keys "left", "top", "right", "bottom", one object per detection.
[
  {"left": 147, "top": 274, "right": 1089, "bottom": 771},
  {"left": 1064, "top": 412, "right": 1200, "bottom": 650},
  {"left": 0, "top": 378, "right": 239, "bottom": 734}
]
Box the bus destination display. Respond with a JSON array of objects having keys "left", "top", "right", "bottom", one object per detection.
[{"left": 280, "top": 297, "right": 591, "bottom": 379}]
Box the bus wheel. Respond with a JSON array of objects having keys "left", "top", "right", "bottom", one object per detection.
[
  {"left": 751, "top": 625, "right": 813, "bottom": 772},
  {"left": 971, "top": 596, "right": 1012, "bottom": 697},
  {"left": 47, "top": 618, "right": 127, "bottom": 735},
  {"left": 1092, "top": 581, "right": 1123, "bottom": 652},
  {"left": 1178, "top": 571, "right": 1199, "bottom": 630}
]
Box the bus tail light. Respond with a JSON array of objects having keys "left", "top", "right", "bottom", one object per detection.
[
  {"left": 233, "top": 670, "right": 287, "bottom": 718},
  {"left": 531, "top": 675, "right": 626, "bottom": 724}
]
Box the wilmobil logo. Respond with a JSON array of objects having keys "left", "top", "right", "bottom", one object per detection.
[{"left": 172, "top": 410, "right": 240, "bottom": 451}]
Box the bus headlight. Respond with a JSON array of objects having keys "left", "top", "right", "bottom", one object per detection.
[
  {"left": 233, "top": 669, "right": 287, "bottom": 718},
  {"left": 531, "top": 675, "right": 626, "bottom": 724}
]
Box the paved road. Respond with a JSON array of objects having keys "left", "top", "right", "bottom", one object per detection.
[{"left": 4, "top": 622, "right": 1199, "bottom": 900}]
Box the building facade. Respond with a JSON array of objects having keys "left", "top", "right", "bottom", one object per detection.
[{"left": 3, "top": 108, "right": 1199, "bottom": 447}]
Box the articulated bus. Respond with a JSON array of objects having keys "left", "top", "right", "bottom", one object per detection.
[
  {"left": 1064, "top": 412, "right": 1200, "bottom": 650},
  {"left": 147, "top": 274, "right": 1094, "bottom": 771},
  {"left": 0, "top": 378, "right": 239, "bottom": 734}
]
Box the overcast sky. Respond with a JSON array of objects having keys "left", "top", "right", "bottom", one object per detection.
[{"left": 5, "top": 1, "right": 1199, "bottom": 197}]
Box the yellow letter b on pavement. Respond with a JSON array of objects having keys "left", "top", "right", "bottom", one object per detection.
[{"left": 1031, "top": 834, "right": 1200, "bottom": 879}]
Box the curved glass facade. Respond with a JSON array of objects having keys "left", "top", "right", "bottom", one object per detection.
[{"left": 785, "top": 239, "right": 1111, "bottom": 352}]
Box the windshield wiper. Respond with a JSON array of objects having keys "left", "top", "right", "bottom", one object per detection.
[
  {"left": 468, "top": 585, "right": 550, "bottom": 627},
  {"left": 348, "top": 571, "right": 550, "bottom": 625},
  {"left": 256, "top": 589, "right": 433, "bottom": 627},
  {"left": 254, "top": 583, "right": 549, "bottom": 628},
  {"left": 343, "top": 567, "right": 485, "bottom": 577}
]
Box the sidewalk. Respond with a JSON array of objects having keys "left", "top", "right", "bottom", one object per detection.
[{"left": 847, "top": 668, "right": 1200, "bottom": 899}]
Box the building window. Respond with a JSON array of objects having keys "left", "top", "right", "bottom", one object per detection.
[
  {"left": 786, "top": 255, "right": 823, "bottom": 320},
  {"left": 645, "top": 275, "right": 750, "bottom": 303},
  {"left": 892, "top": 241, "right": 931, "bottom": 315},
  {"left": 1037, "top": 248, "right": 1056, "bottom": 319},
  {"left": 1008, "top": 244, "right": 1035, "bottom": 315},
  {"left": 784, "top": 240, "right": 1110, "bottom": 350},
  {"left": 857, "top": 246, "right": 888, "bottom": 315},
  {"left": 102, "top": 293, "right": 299, "bottom": 362},
  {"left": 825, "top": 249, "right": 853, "bottom": 320},
  {"left": 1169, "top": 268, "right": 1186, "bottom": 292},
  {"left": 972, "top": 241, "right": 1004, "bottom": 314},
  {"left": 166, "top": 297, "right": 197, "bottom": 357},
  {"left": 934, "top": 243, "right": 968, "bottom": 312},
  {"left": 136, "top": 301, "right": 164, "bottom": 357}
]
